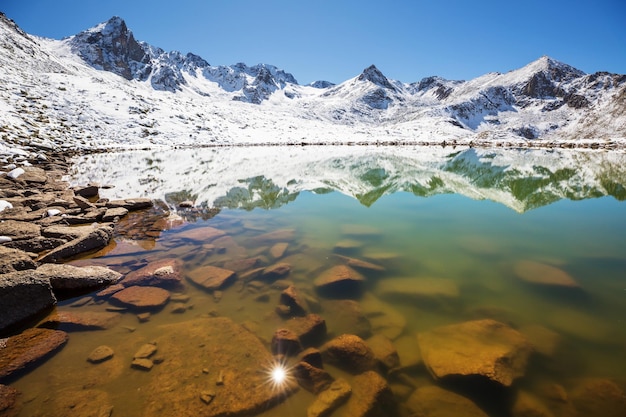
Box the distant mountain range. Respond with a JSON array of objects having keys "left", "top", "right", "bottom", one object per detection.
[{"left": 1, "top": 14, "right": 625, "bottom": 152}]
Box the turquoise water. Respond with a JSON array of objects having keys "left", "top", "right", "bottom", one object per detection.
[{"left": 10, "top": 147, "right": 626, "bottom": 416}]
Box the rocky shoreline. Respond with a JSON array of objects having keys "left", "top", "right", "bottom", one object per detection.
[
  {"left": 0, "top": 150, "right": 165, "bottom": 413},
  {"left": 0, "top": 151, "right": 156, "bottom": 333}
]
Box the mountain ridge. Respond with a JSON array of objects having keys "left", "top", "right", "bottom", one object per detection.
[{"left": 1, "top": 14, "right": 625, "bottom": 153}]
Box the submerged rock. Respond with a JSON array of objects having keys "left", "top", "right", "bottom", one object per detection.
[
  {"left": 321, "top": 334, "right": 377, "bottom": 374},
  {"left": 333, "top": 239, "right": 364, "bottom": 254},
  {"left": 186, "top": 265, "right": 236, "bottom": 291},
  {"left": 247, "top": 228, "right": 295, "bottom": 246},
  {"left": 417, "top": 319, "right": 533, "bottom": 386},
  {"left": 514, "top": 260, "right": 580, "bottom": 289},
  {"left": 405, "top": 385, "right": 489, "bottom": 417},
  {"left": 121, "top": 258, "right": 183, "bottom": 288},
  {"left": 131, "top": 358, "right": 154, "bottom": 371},
  {"left": 133, "top": 343, "right": 157, "bottom": 359},
  {"left": 298, "top": 348, "right": 324, "bottom": 369},
  {"left": 271, "top": 328, "right": 303, "bottom": 356},
  {"left": 173, "top": 225, "right": 227, "bottom": 243},
  {"left": 320, "top": 299, "right": 372, "bottom": 339},
  {"left": 307, "top": 378, "right": 351, "bottom": 417},
  {"left": 34, "top": 388, "right": 114, "bottom": 417},
  {"left": 143, "top": 317, "right": 298, "bottom": 416},
  {"left": 360, "top": 293, "right": 406, "bottom": 340},
  {"left": 0, "top": 384, "right": 20, "bottom": 416},
  {"left": 570, "top": 378, "right": 626, "bottom": 417},
  {"left": 366, "top": 334, "right": 400, "bottom": 370},
  {"left": 391, "top": 335, "right": 422, "bottom": 371},
  {"left": 110, "top": 285, "right": 170, "bottom": 310},
  {"left": 0, "top": 328, "right": 68, "bottom": 381},
  {"left": 511, "top": 390, "right": 555, "bottom": 417},
  {"left": 295, "top": 360, "right": 334, "bottom": 394},
  {"left": 335, "top": 254, "right": 385, "bottom": 272},
  {"left": 40, "top": 311, "right": 122, "bottom": 331},
  {"left": 519, "top": 324, "right": 562, "bottom": 357},
  {"left": 314, "top": 265, "right": 365, "bottom": 296},
  {"left": 343, "top": 370, "right": 395, "bottom": 417},
  {"left": 376, "top": 276, "right": 459, "bottom": 305},
  {"left": 87, "top": 345, "right": 115, "bottom": 364},
  {"left": 269, "top": 242, "right": 288, "bottom": 259},
  {"left": 261, "top": 262, "right": 292, "bottom": 280},
  {"left": 280, "top": 285, "right": 309, "bottom": 316},
  {"left": 283, "top": 314, "right": 327, "bottom": 347},
  {"left": 222, "top": 257, "right": 263, "bottom": 273}
]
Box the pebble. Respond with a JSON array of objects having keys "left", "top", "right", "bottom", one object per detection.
[
  {"left": 200, "top": 391, "right": 216, "bottom": 405},
  {"left": 170, "top": 303, "right": 187, "bottom": 314},
  {"left": 87, "top": 345, "right": 114, "bottom": 364},
  {"left": 137, "top": 312, "right": 151, "bottom": 323},
  {"left": 131, "top": 358, "right": 154, "bottom": 371}
]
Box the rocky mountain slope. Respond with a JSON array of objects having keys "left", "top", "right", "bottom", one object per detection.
[{"left": 1, "top": 14, "right": 625, "bottom": 153}]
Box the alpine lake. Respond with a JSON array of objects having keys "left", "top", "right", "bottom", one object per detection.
[{"left": 10, "top": 145, "right": 626, "bottom": 417}]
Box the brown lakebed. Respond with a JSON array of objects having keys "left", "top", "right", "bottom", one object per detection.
[{"left": 2, "top": 146, "right": 626, "bottom": 417}]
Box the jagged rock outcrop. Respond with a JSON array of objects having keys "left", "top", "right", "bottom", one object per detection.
[{"left": 68, "top": 16, "right": 151, "bottom": 81}]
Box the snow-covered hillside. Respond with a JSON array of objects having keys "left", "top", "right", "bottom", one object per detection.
[{"left": 1, "top": 14, "right": 625, "bottom": 154}]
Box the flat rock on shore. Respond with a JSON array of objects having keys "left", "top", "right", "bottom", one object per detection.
[{"left": 36, "top": 263, "right": 122, "bottom": 291}]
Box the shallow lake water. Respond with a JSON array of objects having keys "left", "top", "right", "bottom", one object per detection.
[{"left": 10, "top": 146, "right": 626, "bottom": 416}]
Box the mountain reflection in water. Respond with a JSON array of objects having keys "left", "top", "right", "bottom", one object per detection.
[{"left": 68, "top": 146, "right": 626, "bottom": 213}]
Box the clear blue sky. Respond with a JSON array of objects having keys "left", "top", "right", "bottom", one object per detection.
[{"left": 3, "top": 0, "right": 625, "bottom": 85}]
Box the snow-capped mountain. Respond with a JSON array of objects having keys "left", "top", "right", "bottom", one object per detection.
[
  {"left": 1, "top": 14, "right": 625, "bottom": 153},
  {"left": 66, "top": 16, "right": 298, "bottom": 101}
]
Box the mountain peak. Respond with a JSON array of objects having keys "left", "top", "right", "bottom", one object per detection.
[
  {"left": 85, "top": 16, "right": 128, "bottom": 37},
  {"left": 520, "top": 55, "right": 585, "bottom": 79},
  {"left": 514, "top": 56, "right": 586, "bottom": 100},
  {"left": 357, "top": 65, "right": 396, "bottom": 90},
  {"left": 68, "top": 16, "right": 150, "bottom": 81}
]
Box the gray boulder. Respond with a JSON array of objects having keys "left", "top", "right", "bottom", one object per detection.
[
  {"left": 36, "top": 263, "right": 122, "bottom": 291},
  {"left": 0, "top": 270, "right": 56, "bottom": 333}
]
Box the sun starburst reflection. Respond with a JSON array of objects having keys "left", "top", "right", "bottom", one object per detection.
[
  {"left": 271, "top": 365, "right": 287, "bottom": 384},
  {"left": 261, "top": 358, "right": 296, "bottom": 393}
]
